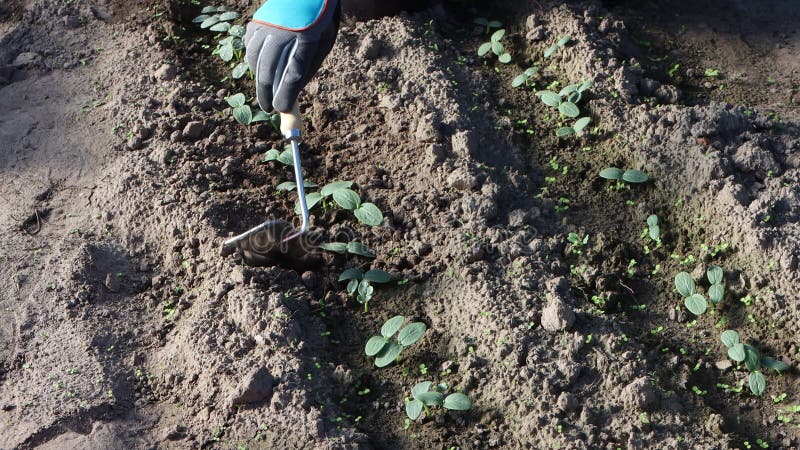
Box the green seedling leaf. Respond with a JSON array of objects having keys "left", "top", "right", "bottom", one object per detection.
[
  {"left": 761, "top": 357, "right": 790, "bottom": 373},
  {"left": 577, "top": 80, "right": 593, "bottom": 92},
  {"left": 397, "top": 322, "right": 427, "bottom": 347},
  {"left": 573, "top": 117, "right": 591, "bottom": 133},
  {"left": 622, "top": 169, "right": 649, "bottom": 183},
  {"left": 209, "top": 21, "right": 231, "bottom": 32},
  {"left": 488, "top": 20, "right": 502, "bottom": 28},
  {"left": 708, "top": 283, "right": 724, "bottom": 304},
  {"left": 200, "top": 15, "right": 220, "bottom": 28},
  {"left": 555, "top": 127, "right": 575, "bottom": 138},
  {"left": 219, "top": 43, "right": 234, "bottom": 62},
  {"left": 749, "top": 372, "right": 766, "bottom": 396},
  {"left": 544, "top": 44, "right": 558, "bottom": 58},
  {"left": 415, "top": 391, "right": 444, "bottom": 406},
  {"left": 648, "top": 224, "right": 660, "bottom": 242},
  {"left": 232, "top": 61, "right": 249, "bottom": 79},
  {"left": 646, "top": 214, "right": 659, "bottom": 227},
  {"left": 374, "top": 340, "right": 403, "bottom": 367},
  {"left": 599, "top": 167, "right": 624, "bottom": 180},
  {"left": 512, "top": 74, "right": 528, "bottom": 88},
  {"left": 536, "top": 90, "right": 562, "bottom": 107},
  {"left": 201, "top": 5, "right": 219, "bottom": 13},
  {"left": 557, "top": 35, "right": 573, "bottom": 46},
  {"left": 228, "top": 24, "right": 245, "bottom": 38},
  {"left": 277, "top": 148, "right": 294, "bottom": 166},
  {"left": 474, "top": 17, "right": 489, "bottom": 26},
  {"left": 276, "top": 181, "right": 296, "bottom": 191},
  {"left": 338, "top": 268, "right": 363, "bottom": 282},
  {"left": 728, "top": 343, "right": 746, "bottom": 362},
  {"left": 744, "top": 344, "right": 761, "bottom": 371},
  {"left": 498, "top": 53, "right": 512, "bottom": 64},
  {"left": 406, "top": 399, "right": 424, "bottom": 420},
  {"left": 674, "top": 272, "right": 695, "bottom": 297},
  {"left": 491, "top": 29, "right": 505, "bottom": 42},
  {"left": 320, "top": 242, "right": 348, "bottom": 254},
  {"left": 225, "top": 93, "right": 246, "bottom": 108},
  {"left": 567, "top": 91, "right": 582, "bottom": 104},
  {"left": 412, "top": 381, "right": 433, "bottom": 399},
  {"left": 720, "top": 330, "right": 740, "bottom": 348},
  {"left": 365, "top": 336, "right": 389, "bottom": 356},
  {"left": 524, "top": 67, "right": 539, "bottom": 77},
  {"left": 364, "top": 269, "right": 391, "bottom": 283},
  {"left": 558, "top": 102, "right": 580, "bottom": 118},
  {"left": 218, "top": 11, "right": 240, "bottom": 21},
  {"left": 491, "top": 41, "right": 504, "bottom": 56},
  {"left": 382, "top": 316, "right": 405, "bottom": 338},
  {"left": 232, "top": 105, "right": 252, "bottom": 125},
  {"left": 347, "top": 279, "right": 359, "bottom": 296},
  {"left": 357, "top": 280, "right": 374, "bottom": 302},
  {"left": 192, "top": 14, "right": 210, "bottom": 23},
  {"left": 477, "top": 42, "right": 492, "bottom": 57},
  {"left": 333, "top": 189, "right": 361, "bottom": 210},
  {"left": 251, "top": 110, "right": 270, "bottom": 123},
  {"left": 354, "top": 203, "right": 383, "bottom": 226},
  {"left": 684, "top": 293, "right": 707, "bottom": 315},
  {"left": 320, "top": 181, "right": 353, "bottom": 197},
  {"left": 707, "top": 265, "right": 723, "bottom": 285},
  {"left": 347, "top": 242, "right": 375, "bottom": 258},
  {"left": 559, "top": 84, "right": 580, "bottom": 96},
  {"left": 443, "top": 393, "right": 473, "bottom": 411}
]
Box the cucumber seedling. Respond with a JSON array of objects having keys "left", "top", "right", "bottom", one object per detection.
[
  {"left": 720, "top": 330, "right": 790, "bottom": 396},
  {"left": 675, "top": 265, "right": 725, "bottom": 315},
  {"left": 599, "top": 167, "right": 650, "bottom": 188},
  {"left": 512, "top": 67, "right": 539, "bottom": 88},
  {"left": 365, "top": 316, "right": 427, "bottom": 367},
  {"left": 339, "top": 268, "right": 392, "bottom": 312},
  {"left": 225, "top": 93, "right": 273, "bottom": 125},
  {"left": 320, "top": 241, "right": 376, "bottom": 258},
  {"left": 642, "top": 214, "right": 663, "bottom": 247},
  {"left": 535, "top": 81, "right": 592, "bottom": 137},
  {"left": 478, "top": 29, "right": 512, "bottom": 63},
  {"left": 193, "top": 6, "right": 249, "bottom": 79},
  {"left": 405, "top": 381, "right": 472, "bottom": 421},
  {"left": 473, "top": 17, "right": 502, "bottom": 34},
  {"left": 544, "top": 35, "right": 573, "bottom": 58},
  {"left": 295, "top": 181, "right": 384, "bottom": 226}
]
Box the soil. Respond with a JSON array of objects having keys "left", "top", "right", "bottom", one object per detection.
[{"left": 1, "top": 0, "right": 799, "bottom": 449}]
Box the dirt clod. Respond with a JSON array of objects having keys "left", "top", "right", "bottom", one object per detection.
[
  {"left": 227, "top": 367, "right": 275, "bottom": 407},
  {"left": 540, "top": 296, "right": 575, "bottom": 332}
]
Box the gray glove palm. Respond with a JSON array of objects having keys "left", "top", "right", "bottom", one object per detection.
[{"left": 244, "top": 0, "right": 341, "bottom": 114}]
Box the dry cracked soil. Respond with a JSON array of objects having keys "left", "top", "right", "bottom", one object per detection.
[{"left": 1, "top": 0, "right": 799, "bottom": 449}]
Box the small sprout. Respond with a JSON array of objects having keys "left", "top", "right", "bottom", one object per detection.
[
  {"left": 512, "top": 67, "right": 539, "bottom": 88},
  {"left": 365, "top": 316, "right": 427, "bottom": 367},
  {"left": 707, "top": 265, "right": 725, "bottom": 304},
  {"left": 339, "top": 268, "right": 392, "bottom": 311},
  {"left": 544, "top": 35, "right": 573, "bottom": 58},
  {"left": 646, "top": 214, "right": 661, "bottom": 243},
  {"left": 473, "top": 17, "right": 502, "bottom": 34},
  {"left": 478, "top": 29, "right": 511, "bottom": 63},
  {"left": 749, "top": 372, "right": 766, "bottom": 396},
  {"left": 226, "top": 93, "right": 271, "bottom": 125},
  {"left": 674, "top": 272, "right": 696, "bottom": 297},
  {"left": 320, "top": 241, "right": 375, "bottom": 258},
  {"left": 567, "top": 232, "right": 589, "bottom": 254},
  {"left": 705, "top": 68, "right": 720, "bottom": 78},
  {"left": 599, "top": 168, "right": 649, "bottom": 184},
  {"left": 573, "top": 117, "right": 592, "bottom": 134}
]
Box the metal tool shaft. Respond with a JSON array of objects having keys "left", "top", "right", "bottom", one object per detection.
[{"left": 287, "top": 129, "right": 309, "bottom": 233}]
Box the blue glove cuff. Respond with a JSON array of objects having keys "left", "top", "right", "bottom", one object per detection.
[{"left": 253, "top": 0, "right": 329, "bottom": 31}]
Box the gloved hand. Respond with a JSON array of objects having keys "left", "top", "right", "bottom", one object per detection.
[{"left": 244, "top": 0, "right": 341, "bottom": 136}]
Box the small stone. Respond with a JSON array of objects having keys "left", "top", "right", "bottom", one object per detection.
[
  {"left": 357, "top": 36, "right": 381, "bottom": 60},
  {"left": 155, "top": 63, "right": 177, "bottom": 81},
  {"left": 227, "top": 367, "right": 274, "bottom": 407},
  {"left": 446, "top": 169, "right": 477, "bottom": 191},
  {"left": 451, "top": 130, "right": 477, "bottom": 157},
  {"left": 508, "top": 209, "right": 529, "bottom": 228},
  {"left": 182, "top": 121, "right": 204, "bottom": 141},
  {"left": 622, "top": 377, "right": 657, "bottom": 409},
  {"left": 301, "top": 271, "right": 319, "bottom": 289},
  {"left": 465, "top": 244, "right": 484, "bottom": 263},
  {"left": 104, "top": 273, "right": 120, "bottom": 292},
  {"left": 714, "top": 359, "right": 733, "bottom": 371},
  {"left": 127, "top": 136, "right": 143, "bottom": 150},
  {"left": 557, "top": 392, "right": 578, "bottom": 413},
  {"left": 12, "top": 52, "right": 40, "bottom": 68},
  {"left": 540, "top": 295, "right": 575, "bottom": 332}
]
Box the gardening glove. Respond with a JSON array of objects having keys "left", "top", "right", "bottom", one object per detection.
[{"left": 244, "top": 0, "right": 341, "bottom": 136}]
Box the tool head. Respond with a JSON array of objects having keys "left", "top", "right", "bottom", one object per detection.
[{"left": 221, "top": 220, "right": 322, "bottom": 269}]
